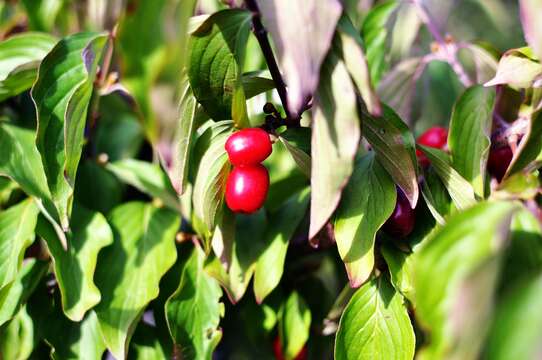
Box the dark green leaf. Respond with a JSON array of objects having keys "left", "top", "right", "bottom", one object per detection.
[
  {"left": 166, "top": 245, "right": 223, "bottom": 360},
  {"left": 448, "top": 85, "right": 495, "bottom": 196},
  {"left": 106, "top": 159, "right": 181, "bottom": 213},
  {"left": 36, "top": 206, "right": 113, "bottom": 321},
  {"left": 361, "top": 0, "right": 400, "bottom": 86},
  {"left": 414, "top": 201, "right": 520, "bottom": 360},
  {"left": 362, "top": 104, "right": 419, "bottom": 207},
  {"left": 254, "top": 188, "right": 310, "bottom": 303},
  {"left": 32, "top": 32, "right": 108, "bottom": 228},
  {"left": 334, "top": 153, "right": 396, "bottom": 287},
  {"left": 20, "top": 0, "right": 62, "bottom": 31},
  {"left": 242, "top": 71, "right": 275, "bottom": 99},
  {"left": 129, "top": 322, "right": 170, "bottom": 360},
  {"left": 309, "top": 54, "right": 360, "bottom": 238},
  {"left": 0, "top": 32, "right": 57, "bottom": 101},
  {"left": 95, "top": 202, "right": 180, "bottom": 359},
  {"left": 0, "top": 199, "right": 39, "bottom": 291},
  {"left": 418, "top": 146, "right": 476, "bottom": 209},
  {"left": 335, "top": 277, "right": 415, "bottom": 360},
  {"left": 188, "top": 9, "right": 252, "bottom": 126},
  {"left": 279, "top": 292, "right": 311, "bottom": 360},
  {"left": 0, "top": 258, "right": 48, "bottom": 326}
]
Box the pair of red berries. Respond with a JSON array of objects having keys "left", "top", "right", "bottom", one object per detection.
[{"left": 224, "top": 128, "right": 273, "bottom": 213}]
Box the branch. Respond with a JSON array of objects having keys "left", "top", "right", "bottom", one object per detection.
[
  {"left": 410, "top": 0, "right": 473, "bottom": 87},
  {"left": 244, "top": 0, "right": 300, "bottom": 126}
]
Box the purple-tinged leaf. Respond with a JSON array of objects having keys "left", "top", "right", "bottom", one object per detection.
[
  {"left": 256, "top": 0, "right": 342, "bottom": 118},
  {"left": 519, "top": 0, "right": 542, "bottom": 61},
  {"left": 309, "top": 54, "right": 360, "bottom": 239}
]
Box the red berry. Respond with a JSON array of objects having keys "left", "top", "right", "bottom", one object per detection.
[
  {"left": 225, "top": 128, "right": 272, "bottom": 166},
  {"left": 272, "top": 337, "right": 307, "bottom": 360},
  {"left": 487, "top": 145, "right": 513, "bottom": 182},
  {"left": 225, "top": 165, "right": 269, "bottom": 214},
  {"left": 383, "top": 190, "right": 415, "bottom": 238},
  {"left": 416, "top": 127, "right": 448, "bottom": 167}
]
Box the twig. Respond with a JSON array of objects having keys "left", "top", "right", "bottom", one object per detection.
[
  {"left": 244, "top": 0, "right": 300, "bottom": 126},
  {"left": 410, "top": 0, "right": 473, "bottom": 87}
]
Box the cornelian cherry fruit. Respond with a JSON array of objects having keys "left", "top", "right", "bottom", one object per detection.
[
  {"left": 225, "top": 165, "right": 269, "bottom": 214},
  {"left": 272, "top": 337, "right": 308, "bottom": 360},
  {"left": 225, "top": 128, "right": 272, "bottom": 166},
  {"left": 416, "top": 126, "right": 448, "bottom": 167},
  {"left": 487, "top": 145, "right": 513, "bottom": 182},
  {"left": 383, "top": 189, "right": 415, "bottom": 238}
]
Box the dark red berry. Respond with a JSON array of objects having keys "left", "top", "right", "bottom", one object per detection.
[
  {"left": 273, "top": 337, "right": 307, "bottom": 360},
  {"left": 225, "top": 128, "right": 272, "bottom": 166},
  {"left": 416, "top": 126, "right": 448, "bottom": 167},
  {"left": 225, "top": 165, "right": 269, "bottom": 214},
  {"left": 487, "top": 145, "right": 513, "bottom": 182},
  {"left": 383, "top": 190, "right": 415, "bottom": 238}
]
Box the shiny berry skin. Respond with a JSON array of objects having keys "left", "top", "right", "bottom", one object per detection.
[
  {"left": 273, "top": 337, "right": 307, "bottom": 360},
  {"left": 225, "top": 128, "right": 272, "bottom": 166},
  {"left": 225, "top": 165, "right": 269, "bottom": 214},
  {"left": 487, "top": 145, "right": 513, "bottom": 182},
  {"left": 416, "top": 127, "right": 448, "bottom": 167},
  {"left": 383, "top": 190, "right": 415, "bottom": 238}
]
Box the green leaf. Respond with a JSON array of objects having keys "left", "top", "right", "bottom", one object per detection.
[
  {"left": 382, "top": 245, "right": 415, "bottom": 302},
  {"left": 361, "top": 0, "right": 400, "bottom": 86},
  {"left": 0, "top": 123, "right": 56, "bottom": 220},
  {"left": 242, "top": 71, "right": 275, "bottom": 99},
  {"left": 0, "top": 305, "right": 36, "bottom": 360},
  {"left": 74, "top": 160, "right": 123, "bottom": 214},
  {"left": 448, "top": 85, "right": 495, "bottom": 196},
  {"left": 417, "top": 146, "right": 477, "bottom": 210},
  {"left": 309, "top": 54, "right": 360, "bottom": 238},
  {"left": 484, "top": 47, "right": 542, "bottom": 88},
  {"left": 486, "top": 273, "right": 542, "bottom": 360},
  {"left": 377, "top": 57, "right": 425, "bottom": 122},
  {"left": 362, "top": 104, "right": 419, "bottom": 207},
  {"left": 36, "top": 206, "right": 113, "bottom": 321},
  {"left": 129, "top": 322, "right": 170, "bottom": 360},
  {"left": 106, "top": 159, "right": 181, "bottom": 213},
  {"left": 421, "top": 167, "right": 452, "bottom": 224},
  {"left": 279, "top": 292, "right": 311, "bottom": 360},
  {"left": 254, "top": 188, "right": 310, "bottom": 303},
  {"left": 279, "top": 137, "right": 311, "bottom": 178},
  {"left": 166, "top": 245, "right": 223, "bottom": 360},
  {"left": 0, "top": 258, "right": 48, "bottom": 326},
  {"left": 167, "top": 84, "right": 198, "bottom": 195},
  {"left": 32, "top": 32, "right": 108, "bottom": 229},
  {"left": 20, "top": 0, "right": 63, "bottom": 31},
  {"left": 192, "top": 126, "right": 232, "bottom": 233},
  {"left": 256, "top": 0, "right": 342, "bottom": 117},
  {"left": 335, "top": 277, "right": 415, "bottom": 360},
  {"left": 414, "top": 201, "right": 520, "bottom": 360},
  {"left": 507, "top": 110, "right": 542, "bottom": 176},
  {"left": 0, "top": 199, "right": 39, "bottom": 291},
  {"left": 334, "top": 153, "right": 396, "bottom": 287},
  {"left": 46, "top": 311, "right": 107, "bottom": 360},
  {"left": 520, "top": 0, "right": 542, "bottom": 60},
  {"left": 188, "top": 9, "right": 252, "bottom": 126},
  {"left": 0, "top": 32, "right": 57, "bottom": 101},
  {"left": 335, "top": 16, "right": 381, "bottom": 116},
  {"left": 95, "top": 202, "right": 180, "bottom": 359}
]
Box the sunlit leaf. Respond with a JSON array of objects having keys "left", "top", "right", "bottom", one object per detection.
[
  {"left": 256, "top": 0, "right": 342, "bottom": 117},
  {"left": 166, "top": 245, "right": 223, "bottom": 360},
  {"left": 519, "top": 0, "right": 542, "bottom": 61},
  {"left": 335, "top": 277, "right": 415, "bottom": 360},
  {"left": 32, "top": 32, "right": 108, "bottom": 228},
  {"left": 448, "top": 85, "right": 495, "bottom": 196},
  {"left": 0, "top": 32, "right": 57, "bottom": 101},
  {"left": 279, "top": 291, "right": 311, "bottom": 360},
  {"left": 334, "top": 153, "right": 396, "bottom": 287},
  {"left": 484, "top": 47, "right": 542, "bottom": 88},
  {"left": 309, "top": 54, "right": 360, "bottom": 238},
  {"left": 95, "top": 202, "right": 180, "bottom": 359}
]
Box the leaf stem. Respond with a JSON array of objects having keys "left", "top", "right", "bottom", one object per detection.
[{"left": 244, "top": 0, "right": 300, "bottom": 126}]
